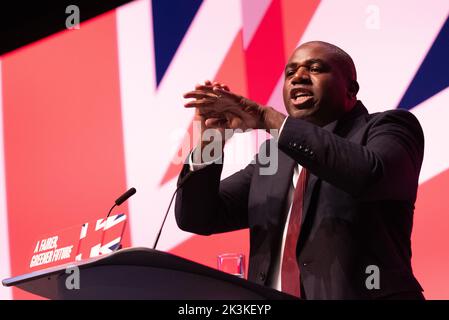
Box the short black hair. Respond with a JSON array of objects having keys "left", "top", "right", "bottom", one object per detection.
[{"left": 300, "top": 41, "right": 357, "bottom": 83}]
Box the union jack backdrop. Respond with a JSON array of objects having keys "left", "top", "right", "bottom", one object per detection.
[{"left": 0, "top": 0, "right": 448, "bottom": 299}]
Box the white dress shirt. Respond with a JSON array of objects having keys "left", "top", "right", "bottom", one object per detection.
[{"left": 188, "top": 117, "right": 302, "bottom": 292}]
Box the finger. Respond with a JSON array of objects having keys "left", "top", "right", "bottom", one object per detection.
[
  {"left": 211, "top": 80, "right": 227, "bottom": 87},
  {"left": 213, "top": 87, "right": 240, "bottom": 100},
  {"left": 212, "top": 82, "right": 230, "bottom": 91},
  {"left": 205, "top": 117, "right": 227, "bottom": 128},
  {"left": 199, "top": 108, "right": 223, "bottom": 118},
  {"left": 184, "top": 99, "right": 217, "bottom": 108},
  {"left": 229, "top": 116, "right": 243, "bottom": 129},
  {"left": 183, "top": 90, "right": 219, "bottom": 99},
  {"left": 193, "top": 84, "right": 217, "bottom": 93},
  {"left": 195, "top": 80, "right": 213, "bottom": 90}
]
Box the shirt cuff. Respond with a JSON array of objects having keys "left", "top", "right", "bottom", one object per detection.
[
  {"left": 189, "top": 147, "right": 223, "bottom": 171},
  {"left": 278, "top": 116, "right": 289, "bottom": 138}
]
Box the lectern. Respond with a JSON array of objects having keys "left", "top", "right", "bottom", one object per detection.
[{"left": 2, "top": 247, "right": 296, "bottom": 300}]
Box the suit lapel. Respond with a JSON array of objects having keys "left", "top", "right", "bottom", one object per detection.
[
  {"left": 301, "top": 172, "right": 319, "bottom": 227},
  {"left": 298, "top": 117, "right": 338, "bottom": 228}
]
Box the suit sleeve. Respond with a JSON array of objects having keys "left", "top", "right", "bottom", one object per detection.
[
  {"left": 278, "top": 109, "right": 424, "bottom": 201},
  {"left": 174, "top": 155, "right": 255, "bottom": 236}
]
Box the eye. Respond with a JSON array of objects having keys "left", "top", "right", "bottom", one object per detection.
[
  {"left": 285, "top": 70, "right": 295, "bottom": 77},
  {"left": 310, "top": 66, "right": 321, "bottom": 73}
]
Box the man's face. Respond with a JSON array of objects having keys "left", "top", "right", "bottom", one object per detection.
[{"left": 283, "top": 43, "right": 354, "bottom": 126}]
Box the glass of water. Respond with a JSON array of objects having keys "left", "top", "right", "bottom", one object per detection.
[{"left": 217, "top": 253, "right": 245, "bottom": 278}]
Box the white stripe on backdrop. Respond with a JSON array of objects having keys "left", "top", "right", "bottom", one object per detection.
[
  {"left": 116, "top": 0, "right": 245, "bottom": 250},
  {"left": 0, "top": 59, "right": 12, "bottom": 300}
]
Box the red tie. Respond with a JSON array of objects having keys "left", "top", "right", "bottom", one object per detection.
[{"left": 281, "top": 168, "right": 308, "bottom": 297}]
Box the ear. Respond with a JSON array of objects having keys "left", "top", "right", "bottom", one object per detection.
[{"left": 347, "top": 80, "right": 359, "bottom": 98}]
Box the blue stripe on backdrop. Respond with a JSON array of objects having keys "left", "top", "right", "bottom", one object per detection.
[
  {"left": 398, "top": 15, "right": 449, "bottom": 110},
  {"left": 151, "top": 0, "right": 203, "bottom": 86}
]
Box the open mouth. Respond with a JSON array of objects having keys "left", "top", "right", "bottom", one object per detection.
[{"left": 290, "top": 88, "right": 314, "bottom": 108}]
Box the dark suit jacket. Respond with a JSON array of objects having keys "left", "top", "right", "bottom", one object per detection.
[{"left": 175, "top": 101, "right": 424, "bottom": 299}]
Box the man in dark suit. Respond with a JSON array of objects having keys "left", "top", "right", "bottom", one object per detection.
[{"left": 175, "top": 41, "right": 425, "bottom": 299}]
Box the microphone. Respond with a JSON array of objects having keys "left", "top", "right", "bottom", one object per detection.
[
  {"left": 115, "top": 187, "right": 137, "bottom": 206},
  {"left": 152, "top": 171, "right": 194, "bottom": 250},
  {"left": 104, "top": 187, "right": 136, "bottom": 252},
  {"left": 107, "top": 187, "right": 137, "bottom": 218}
]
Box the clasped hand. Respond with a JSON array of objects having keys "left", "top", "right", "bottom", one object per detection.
[{"left": 183, "top": 80, "right": 266, "bottom": 131}]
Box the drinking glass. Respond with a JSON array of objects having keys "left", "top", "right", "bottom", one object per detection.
[{"left": 217, "top": 253, "right": 245, "bottom": 278}]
